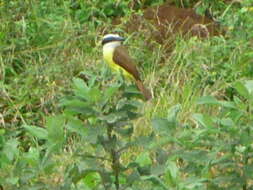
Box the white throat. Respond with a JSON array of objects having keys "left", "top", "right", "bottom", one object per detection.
[{"left": 103, "top": 41, "right": 121, "bottom": 52}]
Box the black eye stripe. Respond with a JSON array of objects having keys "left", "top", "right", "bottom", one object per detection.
[
  {"left": 102, "top": 36, "right": 125, "bottom": 45},
  {"left": 102, "top": 37, "right": 117, "bottom": 45}
]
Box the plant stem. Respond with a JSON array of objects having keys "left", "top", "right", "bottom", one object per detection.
[{"left": 107, "top": 125, "right": 120, "bottom": 190}]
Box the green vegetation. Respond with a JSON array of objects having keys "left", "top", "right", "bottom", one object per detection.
[{"left": 1, "top": 0, "right": 253, "bottom": 189}]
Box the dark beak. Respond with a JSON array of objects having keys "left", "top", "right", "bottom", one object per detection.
[{"left": 116, "top": 36, "right": 125, "bottom": 41}]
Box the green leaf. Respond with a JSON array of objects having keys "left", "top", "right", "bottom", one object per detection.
[
  {"left": 116, "top": 99, "right": 141, "bottom": 113},
  {"left": 97, "top": 135, "right": 112, "bottom": 151},
  {"left": 2, "top": 139, "right": 19, "bottom": 162},
  {"left": 165, "top": 161, "right": 178, "bottom": 182},
  {"left": 46, "top": 115, "right": 65, "bottom": 152},
  {"left": 73, "top": 77, "right": 88, "bottom": 89},
  {"left": 23, "top": 147, "right": 40, "bottom": 167},
  {"left": 141, "top": 175, "right": 168, "bottom": 190},
  {"left": 233, "top": 96, "right": 244, "bottom": 107},
  {"left": 127, "top": 169, "right": 140, "bottom": 184},
  {"left": 240, "top": 130, "right": 252, "bottom": 146},
  {"left": 197, "top": 96, "right": 220, "bottom": 105},
  {"left": 149, "top": 136, "right": 175, "bottom": 150},
  {"left": 155, "top": 148, "right": 168, "bottom": 165},
  {"left": 6, "top": 177, "right": 19, "bottom": 185},
  {"left": 220, "top": 118, "right": 235, "bottom": 127},
  {"left": 197, "top": 96, "right": 236, "bottom": 109},
  {"left": 61, "top": 98, "right": 96, "bottom": 117},
  {"left": 245, "top": 164, "right": 253, "bottom": 178},
  {"left": 183, "top": 177, "right": 206, "bottom": 189},
  {"left": 151, "top": 164, "right": 166, "bottom": 176},
  {"left": 68, "top": 106, "right": 96, "bottom": 117},
  {"left": 104, "top": 85, "right": 119, "bottom": 100},
  {"left": 167, "top": 104, "right": 181, "bottom": 123},
  {"left": 218, "top": 100, "right": 237, "bottom": 109},
  {"left": 99, "top": 112, "right": 125, "bottom": 124},
  {"left": 151, "top": 118, "right": 170, "bottom": 135},
  {"left": 83, "top": 172, "right": 100, "bottom": 188},
  {"left": 192, "top": 113, "right": 214, "bottom": 128},
  {"left": 24, "top": 125, "right": 48, "bottom": 139},
  {"left": 178, "top": 150, "right": 210, "bottom": 164},
  {"left": 135, "top": 152, "right": 152, "bottom": 167},
  {"left": 245, "top": 80, "right": 253, "bottom": 94},
  {"left": 234, "top": 81, "right": 250, "bottom": 99},
  {"left": 87, "top": 74, "right": 97, "bottom": 87},
  {"left": 60, "top": 98, "right": 89, "bottom": 108},
  {"left": 124, "top": 85, "right": 143, "bottom": 99},
  {"left": 86, "top": 126, "right": 106, "bottom": 144},
  {"left": 0, "top": 129, "right": 5, "bottom": 135},
  {"left": 66, "top": 117, "right": 88, "bottom": 137},
  {"left": 134, "top": 134, "right": 154, "bottom": 148},
  {"left": 88, "top": 87, "right": 102, "bottom": 102},
  {"left": 73, "top": 77, "right": 89, "bottom": 98},
  {"left": 67, "top": 164, "right": 101, "bottom": 184},
  {"left": 114, "top": 125, "right": 133, "bottom": 137}
]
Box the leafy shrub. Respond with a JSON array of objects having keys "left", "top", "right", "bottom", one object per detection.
[
  {"left": 60, "top": 75, "right": 145, "bottom": 189},
  {"left": 150, "top": 80, "right": 253, "bottom": 190}
]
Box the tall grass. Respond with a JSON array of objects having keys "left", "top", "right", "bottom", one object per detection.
[{"left": 1, "top": 0, "right": 253, "bottom": 189}]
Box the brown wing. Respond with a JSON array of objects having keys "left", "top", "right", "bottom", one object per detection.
[{"left": 113, "top": 45, "right": 140, "bottom": 80}]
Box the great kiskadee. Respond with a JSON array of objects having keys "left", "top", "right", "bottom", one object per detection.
[{"left": 102, "top": 34, "right": 152, "bottom": 100}]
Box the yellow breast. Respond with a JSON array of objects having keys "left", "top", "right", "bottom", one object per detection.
[{"left": 103, "top": 48, "right": 133, "bottom": 80}]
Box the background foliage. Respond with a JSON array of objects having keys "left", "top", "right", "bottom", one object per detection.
[{"left": 1, "top": 0, "right": 253, "bottom": 189}]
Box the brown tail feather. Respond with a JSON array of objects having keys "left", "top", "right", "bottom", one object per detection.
[{"left": 135, "top": 80, "right": 152, "bottom": 101}]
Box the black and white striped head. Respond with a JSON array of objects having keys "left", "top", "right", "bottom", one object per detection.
[{"left": 102, "top": 34, "right": 125, "bottom": 46}]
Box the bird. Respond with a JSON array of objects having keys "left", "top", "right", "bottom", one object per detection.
[{"left": 102, "top": 34, "right": 152, "bottom": 100}]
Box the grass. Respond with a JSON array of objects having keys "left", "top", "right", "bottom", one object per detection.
[{"left": 1, "top": 0, "right": 253, "bottom": 189}]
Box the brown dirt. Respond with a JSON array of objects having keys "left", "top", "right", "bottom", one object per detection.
[{"left": 113, "top": 3, "right": 224, "bottom": 50}]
